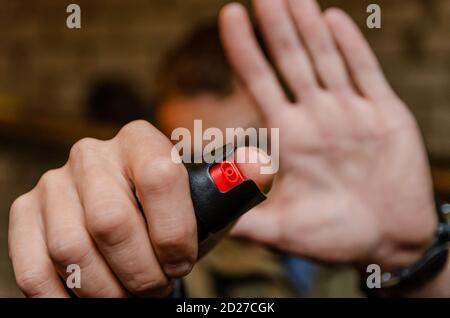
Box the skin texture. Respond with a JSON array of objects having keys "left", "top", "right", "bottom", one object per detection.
[
  {"left": 220, "top": 0, "right": 439, "bottom": 274},
  {"left": 8, "top": 120, "right": 272, "bottom": 298}
]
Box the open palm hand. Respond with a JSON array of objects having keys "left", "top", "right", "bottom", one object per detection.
[{"left": 221, "top": 0, "right": 437, "bottom": 270}]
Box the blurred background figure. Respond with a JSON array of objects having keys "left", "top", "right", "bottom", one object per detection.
[{"left": 0, "top": 0, "right": 449, "bottom": 297}]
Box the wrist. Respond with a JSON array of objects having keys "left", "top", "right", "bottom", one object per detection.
[
  {"left": 373, "top": 202, "right": 438, "bottom": 272},
  {"left": 360, "top": 200, "right": 450, "bottom": 297},
  {"left": 405, "top": 253, "right": 450, "bottom": 297}
]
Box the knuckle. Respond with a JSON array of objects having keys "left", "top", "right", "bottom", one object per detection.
[
  {"left": 69, "top": 138, "right": 101, "bottom": 163},
  {"left": 156, "top": 226, "right": 195, "bottom": 255},
  {"left": 37, "top": 169, "right": 64, "bottom": 194},
  {"left": 87, "top": 202, "right": 133, "bottom": 244},
  {"left": 118, "top": 120, "right": 153, "bottom": 138},
  {"left": 8, "top": 193, "right": 36, "bottom": 260},
  {"left": 15, "top": 269, "right": 50, "bottom": 297},
  {"left": 10, "top": 193, "right": 33, "bottom": 219},
  {"left": 47, "top": 229, "right": 91, "bottom": 265},
  {"left": 137, "top": 158, "right": 186, "bottom": 194}
]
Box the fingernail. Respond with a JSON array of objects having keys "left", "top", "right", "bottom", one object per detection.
[{"left": 163, "top": 262, "right": 192, "bottom": 278}]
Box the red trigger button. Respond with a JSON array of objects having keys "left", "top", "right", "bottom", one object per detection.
[{"left": 210, "top": 161, "right": 245, "bottom": 193}]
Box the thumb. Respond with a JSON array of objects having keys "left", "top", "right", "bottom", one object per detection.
[
  {"left": 231, "top": 146, "right": 280, "bottom": 245},
  {"left": 230, "top": 205, "right": 280, "bottom": 246},
  {"left": 233, "top": 146, "right": 275, "bottom": 195}
]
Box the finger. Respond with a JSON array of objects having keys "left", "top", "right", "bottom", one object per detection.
[
  {"left": 231, "top": 205, "right": 280, "bottom": 247},
  {"left": 81, "top": 167, "right": 171, "bottom": 296},
  {"left": 9, "top": 194, "right": 69, "bottom": 298},
  {"left": 252, "top": 0, "right": 318, "bottom": 99},
  {"left": 41, "top": 169, "right": 127, "bottom": 297},
  {"left": 219, "top": 3, "right": 288, "bottom": 118},
  {"left": 120, "top": 121, "right": 198, "bottom": 279},
  {"left": 69, "top": 137, "right": 171, "bottom": 297},
  {"left": 231, "top": 147, "right": 282, "bottom": 249},
  {"left": 287, "top": 0, "right": 352, "bottom": 92},
  {"left": 324, "top": 8, "right": 394, "bottom": 100},
  {"left": 233, "top": 147, "right": 275, "bottom": 194}
]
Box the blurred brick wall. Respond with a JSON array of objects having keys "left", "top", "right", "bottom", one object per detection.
[{"left": 0, "top": 0, "right": 449, "bottom": 157}]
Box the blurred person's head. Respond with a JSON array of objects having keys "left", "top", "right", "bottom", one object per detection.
[{"left": 154, "top": 23, "right": 264, "bottom": 142}]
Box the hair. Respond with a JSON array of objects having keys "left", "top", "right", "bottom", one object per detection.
[
  {"left": 154, "top": 22, "right": 291, "bottom": 107},
  {"left": 154, "top": 23, "right": 234, "bottom": 105}
]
